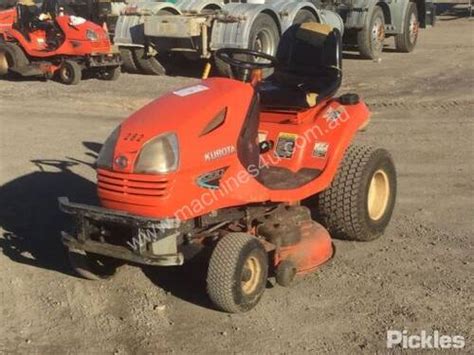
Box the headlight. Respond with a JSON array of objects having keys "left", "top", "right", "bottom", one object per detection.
[
  {"left": 86, "top": 29, "right": 98, "bottom": 41},
  {"left": 96, "top": 126, "right": 120, "bottom": 169},
  {"left": 134, "top": 132, "right": 179, "bottom": 174}
]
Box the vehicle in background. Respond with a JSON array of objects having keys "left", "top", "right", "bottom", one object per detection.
[
  {"left": 317, "top": 0, "right": 436, "bottom": 59},
  {"left": 113, "top": 0, "right": 344, "bottom": 75},
  {"left": 0, "top": 4, "right": 121, "bottom": 84}
]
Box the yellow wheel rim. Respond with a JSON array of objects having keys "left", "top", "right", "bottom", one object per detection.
[
  {"left": 241, "top": 256, "right": 261, "bottom": 295},
  {"left": 367, "top": 169, "right": 390, "bottom": 221}
]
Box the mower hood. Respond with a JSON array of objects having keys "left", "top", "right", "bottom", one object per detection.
[{"left": 107, "top": 78, "right": 255, "bottom": 175}]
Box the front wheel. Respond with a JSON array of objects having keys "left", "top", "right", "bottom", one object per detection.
[
  {"left": 58, "top": 60, "right": 82, "bottom": 85},
  {"left": 395, "top": 2, "right": 419, "bottom": 53},
  {"left": 314, "top": 145, "right": 397, "bottom": 241},
  {"left": 207, "top": 233, "right": 268, "bottom": 313},
  {"left": 357, "top": 6, "right": 385, "bottom": 59}
]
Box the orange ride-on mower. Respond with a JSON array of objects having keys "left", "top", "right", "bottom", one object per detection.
[
  {"left": 0, "top": 4, "right": 120, "bottom": 85},
  {"left": 59, "top": 23, "right": 397, "bottom": 313}
]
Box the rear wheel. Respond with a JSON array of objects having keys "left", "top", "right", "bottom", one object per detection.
[
  {"left": 357, "top": 6, "right": 385, "bottom": 59},
  {"left": 207, "top": 233, "right": 268, "bottom": 313},
  {"left": 0, "top": 43, "right": 29, "bottom": 76},
  {"left": 314, "top": 145, "right": 397, "bottom": 241},
  {"left": 68, "top": 248, "right": 123, "bottom": 280},
  {"left": 119, "top": 47, "right": 139, "bottom": 73},
  {"left": 395, "top": 2, "right": 419, "bottom": 53},
  {"left": 58, "top": 60, "right": 82, "bottom": 85}
]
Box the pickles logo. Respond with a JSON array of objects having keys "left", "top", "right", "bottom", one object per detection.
[
  {"left": 387, "top": 330, "right": 465, "bottom": 349},
  {"left": 204, "top": 145, "right": 236, "bottom": 162}
]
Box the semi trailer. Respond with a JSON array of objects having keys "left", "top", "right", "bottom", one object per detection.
[{"left": 113, "top": 0, "right": 344, "bottom": 75}]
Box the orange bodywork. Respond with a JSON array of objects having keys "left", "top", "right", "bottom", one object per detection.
[{"left": 98, "top": 77, "right": 370, "bottom": 220}]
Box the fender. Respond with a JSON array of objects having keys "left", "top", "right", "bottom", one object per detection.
[
  {"left": 114, "top": 1, "right": 181, "bottom": 46},
  {"left": 342, "top": 0, "right": 383, "bottom": 30},
  {"left": 269, "top": 1, "right": 343, "bottom": 34},
  {"left": 210, "top": 3, "right": 281, "bottom": 51},
  {"left": 175, "top": 0, "right": 223, "bottom": 13},
  {"left": 268, "top": 100, "right": 370, "bottom": 202},
  {"left": 270, "top": 0, "right": 320, "bottom": 32}
]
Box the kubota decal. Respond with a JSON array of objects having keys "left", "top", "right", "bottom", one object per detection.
[{"left": 204, "top": 145, "right": 236, "bottom": 162}]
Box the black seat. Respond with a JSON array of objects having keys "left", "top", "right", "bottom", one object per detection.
[{"left": 259, "top": 22, "right": 342, "bottom": 110}]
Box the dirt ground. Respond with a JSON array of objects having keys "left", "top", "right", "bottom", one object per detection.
[{"left": 0, "top": 6, "right": 473, "bottom": 355}]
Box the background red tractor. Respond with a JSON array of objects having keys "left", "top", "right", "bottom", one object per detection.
[{"left": 0, "top": 1, "right": 120, "bottom": 84}]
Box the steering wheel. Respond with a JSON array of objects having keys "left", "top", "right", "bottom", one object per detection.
[{"left": 215, "top": 48, "right": 277, "bottom": 71}]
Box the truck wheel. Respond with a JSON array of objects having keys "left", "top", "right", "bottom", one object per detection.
[
  {"left": 357, "top": 6, "right": 385, "bottom": 59},
  {"left": 293, "top": 9, "right": 317, "bottom": 24},
  {"left": 58, "top": 60, "right": 82, "bottom": 85},
  {"left": 133, "top": 8, "right": 173, "bottom": 76},
  {"left": 314, "top": 145, "right": 397, "bottom": 241},
  {"left": 207, "top": 233, "right": 268, "bottom": 313},
  {"left": 133, "top": 47, "right": 166, "bottom": 76},
  {"left": 119, "top": 47, "right": 139, "bottom": 73},
  {"left": 68, "top": 248, "right": 123, "bottom": 280},
  {"left": 0, "top": 43, "right": 29, "bottom": 76},
  {"left": 100, "top": 66, "right": 121, "bottom": 81},
  {"left": 215, "top": 13, "right": 279, "bottom": 78},
  {"left": 395, "top": 2, "right": 419, "bottom": 53}
]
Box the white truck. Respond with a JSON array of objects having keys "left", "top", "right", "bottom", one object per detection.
[{"left": 113, "top": 0, "right": 344, "bottom": 75}]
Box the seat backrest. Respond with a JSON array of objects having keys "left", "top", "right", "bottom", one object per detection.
[
  {"left": 41, "top": 0, "right": 59, "bottom": 19},
  {"left": 276, "top": 22, "right": 342, "bottom": 77}
]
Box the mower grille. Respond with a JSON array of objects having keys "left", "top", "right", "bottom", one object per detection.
[{"left": 97, "top": 170, "right": 171, "bottom": 198}]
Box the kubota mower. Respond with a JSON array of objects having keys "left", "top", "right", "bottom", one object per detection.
[
  {"left": 59, "top": 23, "right": 397, "bottom": 313},
  {"left": 0, "top": 2, "right": 120, "bottom": 84}
]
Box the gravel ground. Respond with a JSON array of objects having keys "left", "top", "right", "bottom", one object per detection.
[{"left": 0, "top": 9, "right": 473, "bottom": 354}]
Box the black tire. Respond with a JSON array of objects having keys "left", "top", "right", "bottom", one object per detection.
[
  {"left": 215, "top": 13, "right": 279, "bottom": 78},
  {"left": 100, "top": 66, "right": 120, "bottom": 81},
  {"left": 119, "top": 47, "right": 139, "bottom": 73},
  {"left": 357, "top": 6, "right": 385, "bottom": 59},
  {"left": 314, "top": 145, "right": 397, "bottom": 241},
  {"left": 395, "top": 2, "right": 419, "bottom": 53},
  {"left": 293, "top": 9, "right": 317, "bottom": 24},
  {"left": 133, "top": 47, "right": 166, "bottom": 76},
  {"left": 133, "top": 9, "right": 173, "bottom": 76},
  {"left": 68, "top": 248, "right": 123, "bottom": 280},
  {"left": 58, "top": 60, "right": 82, "bottom": 85},
  {"left": 0, "top": 43, "right": 29, "bottom": 76},
  {"left": 207, "top": 233, "right": 268, "bottom": 313}
]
